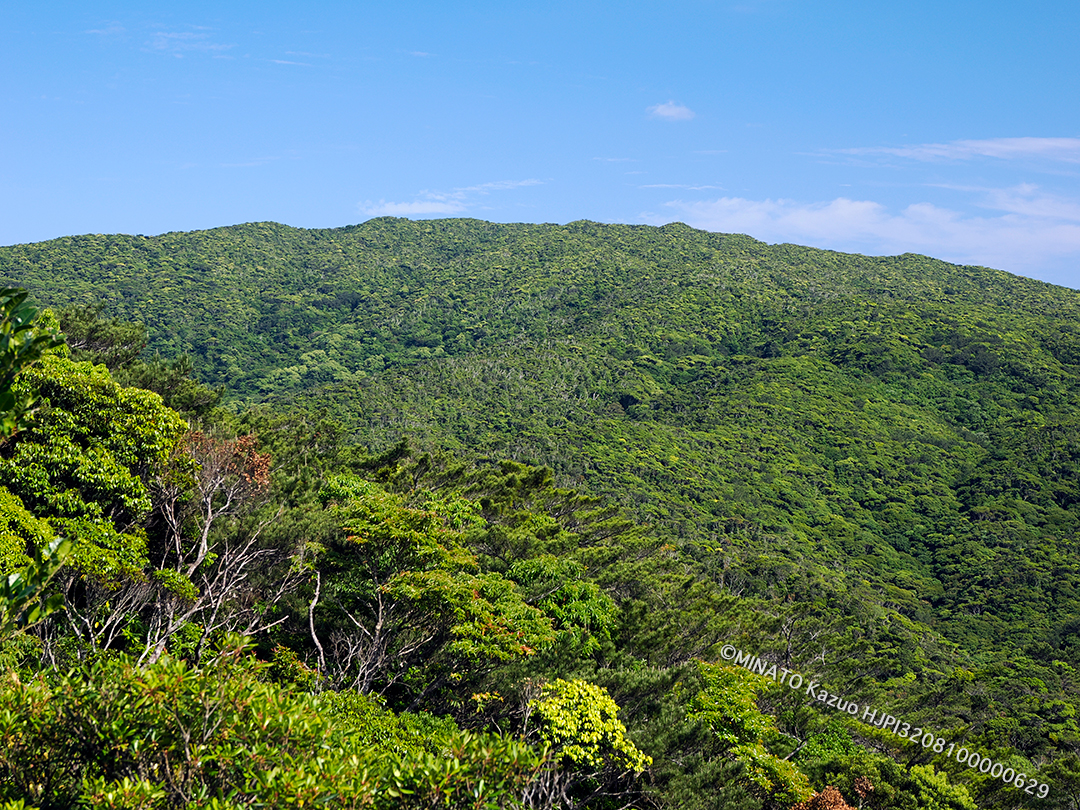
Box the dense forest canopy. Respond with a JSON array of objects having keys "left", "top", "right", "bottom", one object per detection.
[{"left": 2, "top": 219, "right": 1080, "bottom": 809}]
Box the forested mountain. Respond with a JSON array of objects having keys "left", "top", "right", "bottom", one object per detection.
[{"left": 2, "top": 219, "right": 1080, "bottom": 809}]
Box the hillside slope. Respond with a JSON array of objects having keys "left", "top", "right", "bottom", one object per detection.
[{"left": 5, "top": 219, "right": 1080, "bottom": 659}]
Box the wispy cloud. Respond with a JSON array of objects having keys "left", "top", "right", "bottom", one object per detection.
[
  {"left": 360, "top": 179, "right": 542, "bottom": 218},
  {"left": 271, "top": 59, "right": 312, "bottom": 67},
  {"left": 145, "top": 28, "right": 234, "bottom": 55},
  {"left": 465, "top": 180, "right": 542, "bottom": 193},
  {"left": 838, "top": 137, "right": 1080, "bottom": 164},
  {"left": 648, "top": 101, "right": 695, "bottom": 121},
  {"left": 219, "top": 156, "right": 282, "bottom": 168},
  {"left": 363, "top": 200, "right": 466, "bottom": 216},
  {"left": 85, "top": 23, "right": 125, "bottom": 36},
  {"left": 650, "top": 184, "right": 1080, "bottom": 281},
  {"left": 640, "top": 183, "right": 723, "bottom": 190},
  {"left": 928, "top": 182, "right": 1080, "bottom": 222}
]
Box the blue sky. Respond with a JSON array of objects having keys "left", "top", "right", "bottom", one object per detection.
[{"left": 3, "top": 1, "right": 1079, "bottom": 288}]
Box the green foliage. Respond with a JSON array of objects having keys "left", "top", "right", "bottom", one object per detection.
[
  {"left": 58, "top": 304, "right": 221, "bottom": 418},
  {"left": 532, "top": 677, "right": 650, "bottom": 772},
  {"left": 0, "top": 486, "right": 53, "bottom": 575},
  {"left": 689, "top": 663, "right": 777, "bottom": 747},
  {"left": 0, "top": 288, "right": 63, "bottom": 437},
  {"left": 0, "top": 355, "right": 186, "bottom": 588},
  {"left": 507, "top": 555, "right": 617, "bottom": 656},
  {"left": 114, "top": 353, "right": 223, "bottom": 419},
  {"left": 320, "top": 688, "right": 459, "bottom": 757},
  {"left": 58, "top": 303, "right": 147, "bottom": 369},
  {"left": 688, "top": 662, "right": 813, "bottom": 806},
  {"left": 0, "top": 537, "right": 70, "bottom": 642},
  {"left": 80, "top": 776, "right": 168, "bottom": 810},
  {"left": 0, "top": 637, "right": 549, "bottom": 809},
  {"left": 314, "top": 474, "right": 558, "bottom": 693},
  {"left": 911, "top": 765, "right": 979, "bottom": 810},
  {"left": 372, "top": 731, "right": 549, "bottom": 809}
]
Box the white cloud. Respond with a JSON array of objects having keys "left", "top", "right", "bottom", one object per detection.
[
  {"left": 458, "top": 179, "right": 543, "bottom": 193},
  {"left": 640, "top": 183, "right": 724, "bottom": 190},
  {"left": 145, "top": 29, "right": 234, "bottom": 54},
  {"left": 360, "top": 200, "right": 466, "bottom": 216},
  {"left": 85, "top": 24, "right": 125, "bottom": 36},
  {"left": 839, "top": 137, "right": 1080, "bottom": 163},
  {"left": 359, "top": 179, "right": 542, "bottom": 218},
  {"left": 651, "top": 185, "right": 1080, "bottom": 281},
  {"left": 977, "top": 184, "right": 1080, "bottom": 221},
  {"left": 648, "top": 101, "right": 695, "bottom": 121},
  {"left": 219, "top": 156, "right": 282, "bottom": 168}
]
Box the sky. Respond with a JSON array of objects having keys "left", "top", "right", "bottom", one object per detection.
[{"left": 2, "top": 1, "right": 1080, "bottom": 289}]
